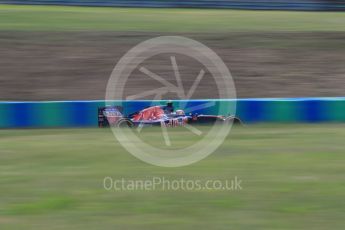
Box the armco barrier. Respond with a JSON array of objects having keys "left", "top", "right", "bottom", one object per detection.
[
  {"left": 0, "top": 0, "right": 344, "bottom": 11},
  {"left": 0, "top": 98, "right": 344, "bottom": 128}
]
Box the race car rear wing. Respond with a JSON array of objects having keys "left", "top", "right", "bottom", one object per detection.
[{"left": 98, "top": 106, "right": 123, "bottom": 127}]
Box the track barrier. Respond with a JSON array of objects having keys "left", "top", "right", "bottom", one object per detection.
[{"left": 0, "top": 98, "right": 344, "bottom": 128}]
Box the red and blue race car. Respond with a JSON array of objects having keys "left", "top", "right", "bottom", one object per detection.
[{"left": 98, "top": 102, "right": 242, "bottom": 128}]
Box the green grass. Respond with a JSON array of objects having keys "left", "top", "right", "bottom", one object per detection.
[
  {"left": 0, "top": 4, "right": 344, "bottom": 32},
  {"left": 0, "top": 124, "right": 344, "bottom": 229}
]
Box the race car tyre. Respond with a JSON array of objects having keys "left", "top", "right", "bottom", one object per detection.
[
  {"left": 115, "top": 118, "right": 134, "bottom": 128},
  {"left": 225, "top": 116, "right": 243, "bottom": 125}
]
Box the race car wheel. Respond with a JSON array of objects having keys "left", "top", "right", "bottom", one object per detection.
[
  {"left": 225, "top": 116, "right": 243, "bottom": 125},
  {"left": 115, "top": 118, "right": 134, "bottom": 128}
]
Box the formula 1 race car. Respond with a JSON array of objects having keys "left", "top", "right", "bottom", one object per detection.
[{"left": 98, "top": 102, "right": 242, "bottom": 128}]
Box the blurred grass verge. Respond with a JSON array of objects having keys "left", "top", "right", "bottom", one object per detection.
[
  {"left": 0, "top": 4, "right": 344, "bottom": 32},
  {"left": 0, "top": 124, "right": 344, "bottom": 229}
]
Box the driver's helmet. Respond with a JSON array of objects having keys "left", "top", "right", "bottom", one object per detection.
[{"left": 176, "top": 109, "right": 185, "bottom": 116}]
